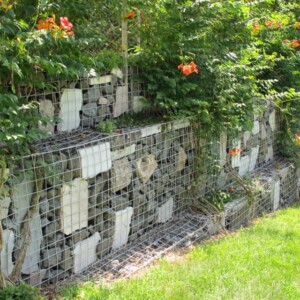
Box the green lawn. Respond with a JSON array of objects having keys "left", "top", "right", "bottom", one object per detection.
[{"left": 58, "top": 205, "right": 300, "bottom": 300}]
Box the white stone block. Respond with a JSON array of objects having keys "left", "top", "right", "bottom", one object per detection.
[
  {"left": 21, "top": 211, "right": 43, "bottom": 274},
  {"left": 269, "top": 110, "right": 276, "bottom": 131},
  {"left": 78, "top": 142, "right": 112, "bottom": 179},
  {"left": 58, "top": 89, "right": 83, "bottom": 132},
  {"left": 271, "top": 180, "right": 280, "bottom": 210},
  {"left": 111, "top": 144, "right": 136, "bottom": 161},
  {"left": 60, "top": 178, "right": 88, "bottom": 235},
  {"left": 98, "top": 97, "right": 108, "bottom": 105},
  {"left": 12, "top": 175, "right": 34, "bottom": 224},
  {"left": 252, "top": 121, "right": 260, "bottom": 135},
  {"left": 89, "top": 75, "right": 113, "bottom": 85},
  {"left": 39, "top": 100, "right": 55, "bottom": 133},
  {"left": 132, "top": 96, "right": 145, "bottom": 113},
  {"left": 1, "top": 230, "right": 14, "bottom": 277},
  {"left": 265, "top": 146, "right": 274, "bottom": 162},
  {"left": 141, "top": 124, "right": 162, "bottom": 138},
  {"left": 156, "top": 198, "right": 174, "bottom": 223},
  {"left": 0, "top": 197, "right": 11, "bottom": 220},
  {"left": 112, "top": 207, "right": 133, "bottom": 250},
  {"left": 261, "top": 124, "right": 267, "bottom": 139},
  {"left": 73, "top": 232, "right": 101, "bottom": 274},
  {"left": 111, "top": 68, "right": 123, "bottom": 79},
  {"left": 173, "top": 121, "right": 191, "bottom": 131},
  {"left": 220, "top": 132, "right": 227, "bottom": 166},
  {"left": 113, "top": 86, "right": 129, "bottom": 118},
  {"left": 244, "top": 131, "right": 251, "bottom": 146},
  {"left": 249, "top": 145, "right": 259, "bottom": 172},
  {"left": 239, "top": 155, "right": 250, "bottom": 176},
  {"left": 231, "top": 141, "right": 241, "bottom": 168}
]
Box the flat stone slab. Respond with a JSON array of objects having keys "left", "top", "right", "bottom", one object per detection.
[
  {"left": 89, "top": 75, "right": 116, "bottom": 85},
  {"left": 113, "top": 86, "right": 129, "bottom": 118},
  {"left": 111, "top": 144, "right": 136, "bottom": 161},
  {"left": 21, "top": 211, "right": 43, "bottom": 274},
  {"left": 60, "top": 178, "right": 89, "bottom": 235},
  {"left": 58, "top": 89, "right": 83, "bottom": 132},
  {"left": 172, "top": 121, "right": 190, "bottom": 131},
  {"left": 271, "top": 179, "right": 280, "bottom": 210},
  {"left": 39, "top": 99, "right": 55, "bottom": 133},
  {"left": 112, "top": 207, "right": 133, "bottom": 250},
  {"left": 73, "top": 232, "right": 101, "bottom": 274},
  {"left": 231, "top": 141, "right": 241, "bottom": 168},
  {"left": 78, "top": 142, "right": 112, "bottom": 179},
  {"left": 141, "top": 124, "right": 162, "bottom": 138},
  {"left": 252, "top": 121, "right": 260, "bottom": 135},
  {"left": 156, "top": 198, "right": 174, "bottom": 223},
  {"left": 12, "top": 175, "right": 34, "bottom": 225},
  {"left": 239, "top": 155, "right": 250, "bottom": 176},
  {"left": 249, "top": 145, "right": 259, "bottom": 172},
  {"left": 1, "top": 230, "right": 14, "bottom": 277},
  {"left": 0, "top": 196, "right": 11, "bottom": 220},
  {"left": 111, "top": 158, "right": 132, "bottom": 193},
  {"left": 269, "top": 110, "right": 276, "bottom": 131}
]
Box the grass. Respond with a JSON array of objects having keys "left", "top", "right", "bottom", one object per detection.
[{"left": 57, "top": 205, "right": 300, "bottom": 300}]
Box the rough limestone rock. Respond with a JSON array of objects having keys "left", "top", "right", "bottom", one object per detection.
[
  {"left": 249, "top": 145, "right": 259, "bottom": 172},
  {"left": 156, "top": 198, "right": 174, "bottom": 224},
  {"left": 136, "top": 154, "right": 158, "bottom": 184},
  {"left": 176, "top": 147, "right": 187, "bottom": 172},
  {"left": 58, "top": 89, "right": 83, "bottom": 132},
  {"left": 73, "top": 232, "right": 101, "bottom": 274},
  {"left": 271, "top": 179, "right": 280, "bottom": 210},
  {"left": 78, "top": 142, "right": 112, "bottom": 179},
  {"left": 112, "top": 207, "right": 133, "bottom": 250},
  {"left": 110, "top": 157, "right": 132, "bottom": 193},
  {"left": 21, "top": 210, "right": 43, "bottom": 274},
  {"left": 0, "top": 196, "right": 11, "bottom": 220},
  {"left": 269, "top": 110, "right": 276, "bottom": 131},
  {"left": 59, "top": 178, "right": 88, "bottom": 235},
  {"left": 113, "top": 86, "right": 129, "bottom": 117},
  {"left": 1, "top": 230, "right": 14, "bottom": 276},
  {"left": 111, "top": 144, "right": 136, "bottom": 161},
  {"left": 39, "top": 99, "right": 55, "bottom": 133}
]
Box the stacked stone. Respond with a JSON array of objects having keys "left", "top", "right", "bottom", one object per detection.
[
  {"left": 0, "top": 120, "right": 195, "bottom": 285},
  {"left": 34, "top": 67, "right": 146, "bottom": 134}
]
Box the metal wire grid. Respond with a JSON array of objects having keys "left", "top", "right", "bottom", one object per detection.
[
  {"left": 0, "top": 106, "right": 298, "bottom": 287},
  {"left": 19, "top": 68, "right": 146, "bottom": 135}
]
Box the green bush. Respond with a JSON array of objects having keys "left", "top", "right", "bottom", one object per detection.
[{"left": 0, "top": 283, "right": 44, "bottom": 300}]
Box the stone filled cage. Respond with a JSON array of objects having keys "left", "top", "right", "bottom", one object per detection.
[{"left": 1, "top": 94, "right": 299, "bottom": 286}]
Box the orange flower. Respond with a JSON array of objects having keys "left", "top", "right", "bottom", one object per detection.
[
  {"left": 229, "top": 148, "right": 242, "bottom": 156},
  {"left": 276, "top": 21, "right": 283, "bottom": 28},
  {"left": 291, "top": 40, "right": 300, "bottom": 48},
  {"left": 253, "top": 23, "right": 260, "bottom": 34},
  {"left": 282, "top": 39, "right": 290, "bottom": 43},
  {"left": 125, "top": 10, "right": 135, "bottom": 19},
  {"left": 295, "top": 134, "right": 300, "bottom": 145},
  {"left": 178, "top": 61, "right": 198, "bottom": 76},
  {"left": 293, "top": 22, "right": 300, "bottom": 29},
  {"left": 265, "top": 20, "right": 273, "bottom": 27}
]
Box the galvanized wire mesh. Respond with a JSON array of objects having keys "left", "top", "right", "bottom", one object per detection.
[{"left": 1, "top": 101, "right": 298, "bottom": 287}]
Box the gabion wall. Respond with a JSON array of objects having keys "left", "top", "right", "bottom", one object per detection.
[{"left": 0, "top": 99, "right": 298, "bottom": 286}]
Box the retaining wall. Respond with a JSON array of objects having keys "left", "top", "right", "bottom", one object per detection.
[{"left": 0, "top": 92, "right": 298, "bottom": 286}]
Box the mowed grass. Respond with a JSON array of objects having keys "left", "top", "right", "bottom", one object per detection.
[{"left": 58, "top": 204, "right": 300, "bottom": 300}]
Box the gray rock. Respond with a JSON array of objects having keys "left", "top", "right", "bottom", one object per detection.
[
  {"left": 96, "top": 238, "right": 113, "bottom": 258},
  {"left": 82, "top": 103, "right": 98, "bottom": 117},
  {"left": 111, "top": 195, "right": 129, "bottom": 211},
  {"left": 42, "top": 247, "right": 62, "bottom": 268}
]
